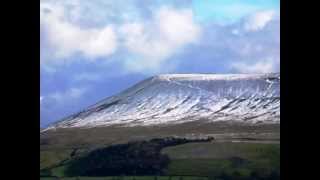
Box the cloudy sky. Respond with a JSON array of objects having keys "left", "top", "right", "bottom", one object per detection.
[{"left": 40, "top": 0, "right": 280, "bottom": 127}]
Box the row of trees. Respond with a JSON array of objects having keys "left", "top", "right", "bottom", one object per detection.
[{"left": 65, "top": 137, "right": 213, "bottom": 176}]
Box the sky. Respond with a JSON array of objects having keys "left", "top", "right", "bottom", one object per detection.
[{"left": 40, "top": 0, "right": 280, "bottom": 127}]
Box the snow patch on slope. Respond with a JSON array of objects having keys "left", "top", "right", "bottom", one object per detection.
[{"left": 45, "top": 73, "right": 280, "bottom": 130}]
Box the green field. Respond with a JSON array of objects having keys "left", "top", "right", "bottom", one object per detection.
[
  {"left": 41, "top": 142, "right": 279, "bottom": 179},
  {"left": 163, "top": 142, "right": 280, "bottom": 178},
  {"left": 40, "top": 149, "right": 74, "bottom": 170},
  {"left": 41, "top": 123, "right": 279, "bottom": 179},
  {"left": 40, "top": 176, "right": 209, "bottom": 180}
]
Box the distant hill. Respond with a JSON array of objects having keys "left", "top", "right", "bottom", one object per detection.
[{"left": 44, "top": 73, "right": 280, "bottom": 130}]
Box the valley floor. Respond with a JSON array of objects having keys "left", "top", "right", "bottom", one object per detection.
[
  {"left": 40, "top": 122, "right": 280, "bottom": 179},
  {"left": 40, "top": 176, "right": 209, "bottom": 180},
  {"left": 41, "top": 121, "right": 279, "bottom": 149}
]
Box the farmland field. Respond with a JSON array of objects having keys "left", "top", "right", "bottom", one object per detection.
[
  {"left": 40, "top": 176, "right": 209, "bottom": 180},
  {"left": 163, "top": 142, "right": 280, "bottom": 178},
  {"left": 41, "top": 141, "right": 279, "bottom": 179},
  {"left": 41, "top": 123, "right": 279, "bottom": 179}
]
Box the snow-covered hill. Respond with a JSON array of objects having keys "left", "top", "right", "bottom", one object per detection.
[{"left": 46, "top": 73, "right": 280, "bottom": 130}]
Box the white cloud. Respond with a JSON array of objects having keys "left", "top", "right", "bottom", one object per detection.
[
  {"left": 244, "top": 10, "right": 275, "bottom": 32},
  {"left": 49, "top": 87, "right": 87, "bottom": 103},
  {"left": 41, "top": 2, "right": 117, "bottom": 63},
  {"left": 73, "top": 72, "right": 103, "bottom": 82},
  {"left": 41, "top": 2, "right": 201, "bottom": 73},
  {"left": 225, "top": 11, "right": 279, "bottom": 74},
  {"left": 41, "top": 1, "right": 278, "bottom": 76},
  {"left": 119, "top": 6, "right": 201, "bottom": 72},
  {"left": 157, "top": 7, "right": 201, "bottom": 46},
  {"left": 231, "top": 58, "right": 278, "bottom": 74}
]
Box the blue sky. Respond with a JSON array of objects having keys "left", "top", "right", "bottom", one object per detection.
[{"left": 40, "top": 0, "right": 280, "bottom": 127}]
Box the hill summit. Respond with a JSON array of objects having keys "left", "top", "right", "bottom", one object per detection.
[{"left": 46, "top": 73, "right": 280, "bottom": 130}]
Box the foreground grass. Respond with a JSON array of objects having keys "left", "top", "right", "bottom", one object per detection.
[
  {"left": 163, "top": 142, "right": 280, "bottom": 178},
  {"left": 40, "top": 149, "right": 73, "bottom": 170},
  {"left": 40, "top": 176, "right": 209, "bottom": 180},
  {"left": 162, "top": 142, "right": 280, "bottom": 160},
  {"left": 42, "top": 141, "right": 279, "bottom": 180}
]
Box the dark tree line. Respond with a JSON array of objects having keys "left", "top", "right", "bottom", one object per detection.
[{"left": 65, "top": 137, "right": 213, "bottom": 176}]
